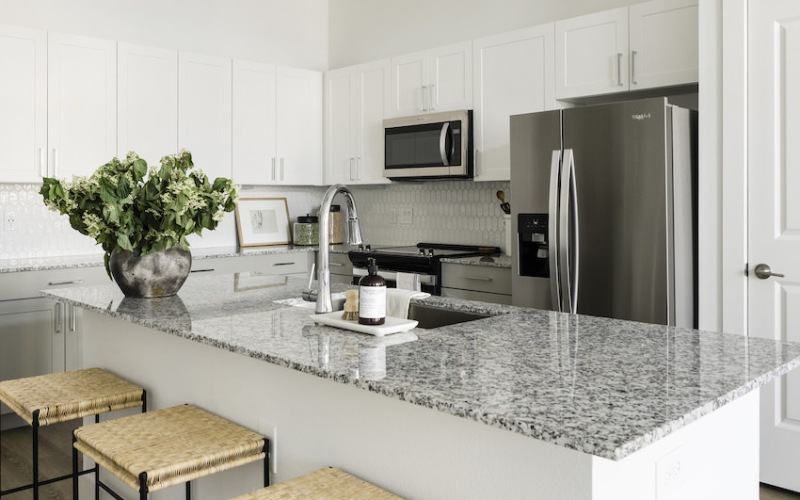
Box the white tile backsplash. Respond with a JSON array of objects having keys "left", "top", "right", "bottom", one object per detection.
[{"left": 0, "top": 180, "right": 511, "bottom": 258}]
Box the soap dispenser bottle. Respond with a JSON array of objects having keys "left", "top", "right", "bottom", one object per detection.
[{"left": 358, "top": 258, "right": 386, "bottom": 325}]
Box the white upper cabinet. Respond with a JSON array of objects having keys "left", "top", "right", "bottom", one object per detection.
[
  {"left": 473, "top": 24, "right": 555, "bottom": 182},
  {"left": 233, "top": 63, "right": 322, "bottom": 186},
  {"left": 118, "top": 43, "right": 178, "bottom": 166},
  {"left": 48, "top": 33, "right": 117, "bottom": 179},
  {"left": 390, "top": 41, "right": 472, "bottom": 117},
  {"left": 178, "top": 52, "right": 232, "bottom": 182},
  {"left": 555, "top": 0, "right": 698, "bottom": 100},
  {"left": 276, "top": 66, "right": 323, "bottom": 185},
  {"left": 232, "top": 60, "right": 277, "bottom": 185},
  {"left": 0, "top": 25, "right": 46, "bottom": 183},
  {"left": 628, "top": 0, "right": 698, "bottom": 89},
  {"left": 555, "top": 7, "right": 629, "bottom": 100},
  {"left": 324, "top": 59, "right": 390, "bottom": 185}
]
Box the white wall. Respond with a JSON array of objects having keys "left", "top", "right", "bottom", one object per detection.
[
  {"left": 0, "top": 0, "right": 329, "bottom": 69},
  {"left": 328, "top": 0, "right": 635, "bottom": 68}
]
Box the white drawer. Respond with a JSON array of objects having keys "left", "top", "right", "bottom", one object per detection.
[
  {"left": 192, "top": 252, "right": 313, "bottom": 276},
  {"left": 441, "top": 287, "right": 512, "bottom": 305},
  {"left": 0, "top": 266, "right": 108, "bottom": 301},
  {"left": 441, "top": 263, "right": 511, "bottom": 296}
]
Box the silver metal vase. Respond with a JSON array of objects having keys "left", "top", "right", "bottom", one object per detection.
[{"left": 109, "top": 246, "right": 192, "bottom": 298}]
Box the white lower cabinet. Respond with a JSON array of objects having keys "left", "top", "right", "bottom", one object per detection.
[
  {"left": 441, "top": 263, "right": 512, "bottom": 305},
  {"left": 472, "top": 24, "right": 555, "bottom": 181},
  {"left": 192, "top": 252, "right": 313, "bottom": 278}
]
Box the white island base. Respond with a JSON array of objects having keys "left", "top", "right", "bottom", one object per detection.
[{"left": 78, "top": 311, "right": 759, "bottom": 500}]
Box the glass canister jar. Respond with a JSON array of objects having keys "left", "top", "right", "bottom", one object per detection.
[
  {"left": 293, "top": 214, "right": 319, "bottom": 246},
  {"left": 327, "top": 204, "right": 345, "bottom": 245}
]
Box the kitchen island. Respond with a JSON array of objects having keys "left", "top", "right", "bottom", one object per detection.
[{"left": 42, "top": 272, "right": 800, "bottom": 500}]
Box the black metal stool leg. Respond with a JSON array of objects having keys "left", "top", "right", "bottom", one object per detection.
[
  {"left": 263, "top": 438, "right": 270, "bottom": 487},
  {"left": 139, "top": 472, "right": 148, "bottom": 500},
  {"left": 32, "top": 410, "right": 39, "bottom": 500},
  {"left": 72, "top": 433, "right": 79, "bottom": 499},
  {"left": 186, "top": 481, "right": 191, "bottom": 500}
]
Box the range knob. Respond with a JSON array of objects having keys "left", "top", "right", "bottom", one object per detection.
[
  {"left": 426, "top": 248, "right": 435, "bottom": 257},
  {"left": 418, "top": 248, "right": 426, "bottom": 256}
]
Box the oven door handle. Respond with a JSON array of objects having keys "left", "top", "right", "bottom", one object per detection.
[{"left": 353, "top": 268, "right": 437, "bottom": 286}]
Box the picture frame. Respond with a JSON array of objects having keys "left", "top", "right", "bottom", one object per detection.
[{"left": 235, "top": 197, "right": 291, "bottom": 247}]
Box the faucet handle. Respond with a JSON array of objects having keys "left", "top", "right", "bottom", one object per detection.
[
  {"left": 307, "top": 262, "right": 316, "bottom": 289},
  {"left": 301, "top": 262, "right": 317, "bottom": 302}
]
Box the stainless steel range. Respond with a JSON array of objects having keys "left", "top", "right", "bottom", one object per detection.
[{"left": 348, "top": 243, "right": 500, "bottom": 295}]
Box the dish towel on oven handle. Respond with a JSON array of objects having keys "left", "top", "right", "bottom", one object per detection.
[
  {"left": 396, "top": 271, "right": 421, "bottom": 292},
  {"left": 386, "top": 288, "right": 430, "bottom": 319}
]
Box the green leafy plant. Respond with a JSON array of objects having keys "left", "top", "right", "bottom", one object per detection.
[{"left": 40, "top": 150, "right": 238, "bottom": 278}]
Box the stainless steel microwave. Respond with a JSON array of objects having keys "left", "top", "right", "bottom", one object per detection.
[{"left": 383, "top": 110, "right": 473, "bottom": 180}]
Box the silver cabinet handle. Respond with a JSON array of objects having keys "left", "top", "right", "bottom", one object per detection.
[
  {"left": 349, "top": 157, "right": 355, "bottom": 180},
  {"left": 48, "top": 279, "right": 83, "bottom": 286},
  {"left": 754, "top": 263, "right": 784, "bottom": 280},
  {"left": 54, "top": 301, "right": 63, "bottom": 334},
  {"left": 191, "top": 268, "right": 214, "bottom": 273},
  {"left": 272, "top": 262, "right": 296, "bottom": 267},
  {"left": 421, "top": 85, "right": 428, "bottom": 111},
  {"left": 463, "top": 275, "right": 492, "bottom": 282},
  {"left": 330, "top": 261, "right": 345, "bottom": 267},
  {"left": 271, "top": 157, "right": 276, "bottom": 181},
  {"left": 429, "top": 83, "right": 436, "bottom": 111},
  {"left": 617, "top": 53, "right": 624, "bottom": 86},
  {"left": 69, "top": 303, "right": 77, "bottom": 332},
  {"left": 631, "top": 50, "right": 638, "bottom": 85}
]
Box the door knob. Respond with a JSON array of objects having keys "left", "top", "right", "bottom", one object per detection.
[{"left": 754, "top": 263, "right": 785, "bottom": 280}]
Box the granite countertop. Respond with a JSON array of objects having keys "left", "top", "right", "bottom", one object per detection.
[
  {"left": 0, "top": 245, "right": 316, "bottom": 274},
  {"left": 40, "top": 272, "right": 800, "bottom": 461}
]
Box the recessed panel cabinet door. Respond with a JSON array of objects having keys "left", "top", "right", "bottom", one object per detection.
[
  {"left": 324, "top": 66, "right": 356, "bottom": 185},
  {"left": 429, "top": 41, "right": 473, "bottom": 112},
  {"left": 118, "top": 43, "right": 178, "bottom": 166},
  {"left": 0, "top": 25, "right": 46, "bottom": 183},
  {"left": 179, "top": 52, "right": 232, "bottom": 182},
  {"left": 355, "top": 60, "right": 390, "bottom": 184},
  {"left": 276, "top": 66, "right": 322, "bottom": 185},
  {"left": 473, "top": 24, "right": 555, "bottom": 182},
  {"left": 390, "top": 50, "right": 428, "bottom": 117},
  {"left": 48, "top": 33, "right": 117, "bottom": 179},
  {"left": 232, "top": 60, "right": 277, "bottom": 185}
]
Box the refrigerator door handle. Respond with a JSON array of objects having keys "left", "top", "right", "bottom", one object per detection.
[
  {"left": 559, "top": 149, "right": 579, "bottom": 314},
  {"left": 548, "top": 150, "right": 562, "bottom": 311}
]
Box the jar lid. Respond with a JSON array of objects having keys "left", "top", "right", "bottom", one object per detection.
[
  {"left": 297, "top": 214, "right": 318, "bottom": 223},
  {"left": 329, "top": 204, "right": 341, "bottom": 212}
]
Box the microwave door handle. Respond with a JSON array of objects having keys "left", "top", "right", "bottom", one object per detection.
[
  {"left": 439, "top": 122, "right": 451, "bottom": 166},
  {"left": 549, "top": 150, "right": 562, "bottom": 311}
]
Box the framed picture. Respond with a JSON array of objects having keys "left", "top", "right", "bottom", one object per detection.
[{"left": 235, "top": 197, "right": 291, "bottom": 247}]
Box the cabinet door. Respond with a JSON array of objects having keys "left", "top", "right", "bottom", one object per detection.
[
  {"left": 178, "top": 52, "right": 232, "bottom": 181},
  {"left": 354, "top": 60, "right": 390, "bottom": 184},
  {"left": 233, "top": 60, "right": 278, "bottom": 185},
  {"left": 276, "top": 66, "right": 322, "bottom": 185},
  {"left": 48, "top": 33, "right": 117, "bottom": 179},
  {"left": 555, "top": 7, "right": 629, "bottom": 99},
  {"left": 324, "top": 66, "right": 356, "bottom": 185},
  {"left": 629, "top": 0, "right": 698, "bottom": 89},
  {"left": 429, "top": 41, "right": 473, "bottom": 112},
  {"left": 0, "top": 25, "right": 46, "bottom": 183},
  {"left": 390, "top": 50, "right": 428, "bottom": 116},
  {"left": 118, "top": 43, "right": 178, "bottom": 166},
  {"left": 473, "top": 25, "right": 555, "bottom": 182}
]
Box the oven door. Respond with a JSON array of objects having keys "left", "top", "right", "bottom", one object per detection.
[{"left": 352, "top": 268, "right": 438, "bottom": 295}]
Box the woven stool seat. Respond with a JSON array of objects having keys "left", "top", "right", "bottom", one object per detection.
[
  {"left": 73, "top": 404, "right": 267, "bottom": 494},
  {"left": 0, "top": 367, "right": 144, "bottom": 426},
  {"left": 233, "top": 467, "right": 402, "bottom": 500}
]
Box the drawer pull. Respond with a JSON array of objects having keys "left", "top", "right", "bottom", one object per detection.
[
  {"left": 330, "top": 262, "right": 346, "bottom": 267},
  {"left": 272, "top": 262, "right": 295, "bottom": 267},
  {"left": 48, "top": 279, "right": 84, "bottom": 286},
  {"left": 464, "top": 276, "right": 493, "bottom": 282},
  {"left": 54, "top": 302, "right": 63, "bottom": 333},
  {"left": 191, "top": 269, "right": 214, "bottom": 273}
]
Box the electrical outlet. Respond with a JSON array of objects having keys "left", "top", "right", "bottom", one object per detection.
[
  {"left": 258, "top": 419, "right": 277, "bottom": 474},
  {"left": 656, "top": 447, "right": 685, "bottom": 500},
  {"left": 388, "top": 207, "right": 398, "bottom": 224},
  {"left": 4, "top": 211, "right": 16, "bottom": 231},
  {"left": 398, "top": 206, "right": 413, "bottom": 224}
]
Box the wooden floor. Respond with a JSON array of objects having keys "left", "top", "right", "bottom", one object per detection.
[{"left": 2, "top": 420, "right": 800, "bottom": 499}]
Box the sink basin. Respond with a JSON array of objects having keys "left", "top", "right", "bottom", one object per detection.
[{"left": 406, "top": 303, "right": 490, "bottom": 330}]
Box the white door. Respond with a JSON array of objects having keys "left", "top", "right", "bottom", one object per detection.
[
  {"left": 118, "top": 43, "right": 178, "bottom": 166},
  {"left": 629, "top": 0, "right": 698, "bottom": 90},
  {"left": 178, "top": 51, "right": 232, "bottom": 181},
  {"left": 473, "top": 24, "right": 555, "bottom": 182},
  {"left": 429, "top": 41, "right": 473, "bottom": 112},
  {"left": 354, "top": 59, "right": 390, "bottom": 184},
  {"left": 0, "top": 25, "right": 46, "bottom": 183},
  {"left": 232, "top": 60, "right": 277, "bottom": 185},
  {"left": 48, "top": 33, "right": 117, "bottom": 179},
  {"left": 748, "top": 0, "right": 800, "bottom": 491},
  {"left": 390, "top": 50, "right": 428, "bottom": 116},
  {"left": 276, "top": 66, "right": 322, "bottom": 185},
  {"left": 324, "top": 66, "right": 356, "bottom": 185},
  {"left": 555, "top": 7, "right": 629, "bottom": 99}
]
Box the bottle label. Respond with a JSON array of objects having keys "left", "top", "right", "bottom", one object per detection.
[{"left": 359, "top": 285, "right": 386, "bottom": 319}]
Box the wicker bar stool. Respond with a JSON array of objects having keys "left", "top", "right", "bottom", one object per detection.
[
  {"left": 233, "top": 467, "right": 402, "bottom": 499},
  {"left": 0, "top": 367, "right": 146, "bottom": 500},
  {"left": 72, "top": 403, "right": 269, "bottom": 499}
]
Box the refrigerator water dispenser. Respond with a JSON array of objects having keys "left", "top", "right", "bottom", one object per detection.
[{"left": 518, "top": 214, "right": 549, "bottom": 278}]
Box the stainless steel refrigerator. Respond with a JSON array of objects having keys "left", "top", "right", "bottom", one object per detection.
[{"left": 509, "top": 98, "right": 696, "bottom": 327}]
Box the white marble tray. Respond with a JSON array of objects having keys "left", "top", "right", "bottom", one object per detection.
[{"left": 310, "top": 311, "right": 418, "bottom": 336}]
